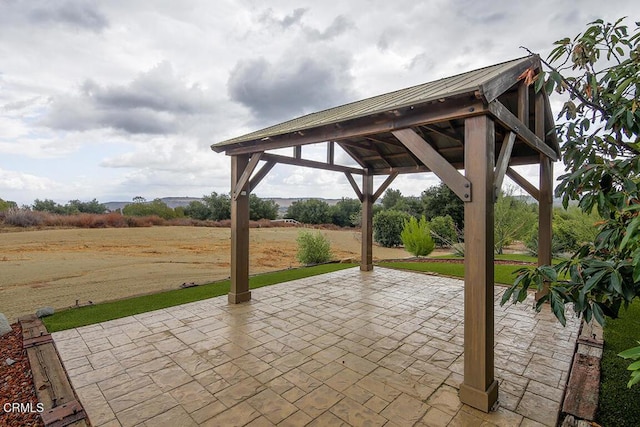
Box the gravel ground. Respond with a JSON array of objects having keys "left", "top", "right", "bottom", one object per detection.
[{"left": 0, "top": 324, "right": 43, "bottom": 427}]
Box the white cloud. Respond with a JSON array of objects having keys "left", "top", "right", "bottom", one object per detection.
[{"left": 1, "top": 0, "right": 639, "bottom": 204}]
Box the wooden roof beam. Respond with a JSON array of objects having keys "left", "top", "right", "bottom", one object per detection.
[
  {"left": 223, "top": 98, "right": 486, "bottom": 156},
  {"left": 260, "top": 152, "right": 364, "bottom": 175}
]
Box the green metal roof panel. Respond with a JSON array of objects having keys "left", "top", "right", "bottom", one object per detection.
[{"left": 212, "top": 55, "right": 536, "bottom": 150}]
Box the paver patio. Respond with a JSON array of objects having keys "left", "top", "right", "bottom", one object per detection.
[{"left": 52, "top": 267, "right": 580, "bottom": 426}]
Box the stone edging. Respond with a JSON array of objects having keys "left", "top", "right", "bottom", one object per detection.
[
  {"left": 559, "top": 318, "right": 603, "bottom": 426},
  {"left": 19, "top": 315, "right": 89, "bottom": 427}
]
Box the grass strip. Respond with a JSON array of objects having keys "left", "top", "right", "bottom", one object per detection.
[
  {"left": 378, "top": 261, "right": 521, "bottom": 285},
  {"left": 597, "top": 299, "right": 640, "bottom": 427},
  {"left": 43, "top": 263, "right": 356, "bottom": 332}
]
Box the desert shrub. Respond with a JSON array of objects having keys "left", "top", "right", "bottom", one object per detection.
[
  {"left": 401, "top": 216, "right": 435, "bottom": 257},
  {"left": 373, "top": 210, "right": 410, "bottom": 247},
  {"left": 429, "top": 215, "right": 458, "bottom": 248},
  {"left": 296, "top": 231, "right": 332, "bottom": 265},
  {"left": 105, "top": 212, "right": 127, "bottom": 227},
  {"left": 4, "top": 209, "right": 44, "bottom": 227},
  {"left": 452, "top": 242, "right": 465, "bottom": 257}
]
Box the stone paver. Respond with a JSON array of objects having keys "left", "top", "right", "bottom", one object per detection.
[{"left": 53, "top": 267, "right": 580, "bottom": 426}]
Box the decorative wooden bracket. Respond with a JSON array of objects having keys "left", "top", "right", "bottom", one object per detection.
[
  {"left": 392, "top": 128, "right": 471, "bottom": 202},
  {"left": 232, "top": 152, "right": 262, "bottom": 200}
]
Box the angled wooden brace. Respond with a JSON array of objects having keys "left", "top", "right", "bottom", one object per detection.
[
  {"left": 392, "top": 128, "right": 471, "bottom": 202},
  {"left": 248, "top": 161, "right": 276, "bottom": 193},
  {"left": 232, "top": 152, "right": 263, "bottom": 200},
  {"left": 494, "top": 131, "right": 516, "bottom": 198},
  {"left": 344, "top": 171, "right": 398, "bottom": 203}
]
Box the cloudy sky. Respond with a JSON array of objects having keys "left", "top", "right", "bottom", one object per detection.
[{"left": 1, "top": 0, "right": 638, "bottom": 206}]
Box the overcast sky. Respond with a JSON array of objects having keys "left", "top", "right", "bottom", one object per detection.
[{"left": 1, "top": 1, "right": 638, "bottom": 206}]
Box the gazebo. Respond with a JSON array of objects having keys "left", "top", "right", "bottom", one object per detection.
[{"left": 211, "top": 54, "right": 558, "bottom": 412}]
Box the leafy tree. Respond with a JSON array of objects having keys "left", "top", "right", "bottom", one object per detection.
[
  {"left": 66, "top": 199, "right": 107, "bottom": 214},
  {"left": 202, "top": 192, "right": 231, "bottom": 221},
  {"left": 330, "top": 197, "right": 361, "bottom": 227},
  {"left": 32, "top": 198, "right": 65, "bottom": 214},
  {"left": 429, "top": 215, "right": 458, "bottom": 248},
  {"left": 381, "top": 188, "right": 404, "bottom": 210},
  {"left": 0, "top": 198, "right": 17, "bottom": 211},
  {"left": 286, "top": 199, "right": 331, "bottom": 224},
  {"left": 526, "top": 207, "right": 600, "bottom": 256},
  {"left": 373, "top": 210, "right": 410, "bottom": 247},
  {"left": 123, "top": 198, "right": 176, "bottom": 219},
  {"left": 421, "top": 183, "right": 464, "bottom": 230},
  {"left": 296, "top": 231, "right": 332, "bottom": 265},
  {"left": 184, "top": 201, "right": 211, "bottom": 220},
  {"left": 494, "top": 190, "right": 537, "bottom": 254},
  {"left": 249, "top": 194, "right": 279, "bottom": 221},
  {"left": 401, "top": 215, "right": 435, "bottom": 256},
  {"left": 501, "top": 18, "right": 640, "bottom": 387}
]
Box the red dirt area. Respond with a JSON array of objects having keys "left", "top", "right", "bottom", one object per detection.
[{"left": 0, "top": 324, "right": 43, "bottom": 427}]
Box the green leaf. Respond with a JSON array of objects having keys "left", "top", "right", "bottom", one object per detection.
[
  {"left": 628, "top": 370, "right": 640, "bottom": 388},
  {"left": 610, "top": 270, "right": 623, "bottom": 295},
  {"left": 619, "top": 344, "right": 640, "bottom": 359},
  {"left": 627, "top": 360, "right": 640, "bottom": 370},
  {"left": 592, "top": 302, "right": 606, "bottom": 326},
  {"left": 584, "top": 269, "right": 608, "bottom": 293}
]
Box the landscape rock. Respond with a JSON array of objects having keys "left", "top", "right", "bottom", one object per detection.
[
  {"left": 5, "top": 358, "right": 16, "bottom": 366},
  {"left": 36, "top": 307, "right": 55, "bottom": 318},
  {"left": 0, "top": 313, "right": 11, "bottom": 337}
]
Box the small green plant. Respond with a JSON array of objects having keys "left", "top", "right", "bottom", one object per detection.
[
  {"left": 296, "top": 231, "right": 332, "bottom": 265},
  {"left": 400, "top": 215, "right": 435, "bottom": 257},
  {"left": 619, "top": 343, "right": 640, "bottom": 388}
]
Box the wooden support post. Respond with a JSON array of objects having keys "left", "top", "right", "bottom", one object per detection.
[
  {"left": 459, "top": 115, "right": 498, "bottom": 412},
  {"left": 229, "top": 154, "right": 251, "bottom": 304},
  {"left": 361, "top": 172, "right": 374, "bottom": 271},
  {"left": 327, "top": 141, "right": 335, "bottom": 165},
  {"left": 536, "top": 92, "right": 553, "bottom": 300}
]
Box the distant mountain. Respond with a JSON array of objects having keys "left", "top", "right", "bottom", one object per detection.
[{"left": 104, "top": 197, "right": 203, "bottom": 212}]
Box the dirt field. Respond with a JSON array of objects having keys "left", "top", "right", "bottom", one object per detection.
[{"left": 0, "top": 226, "right": 412, "bottom": 322}]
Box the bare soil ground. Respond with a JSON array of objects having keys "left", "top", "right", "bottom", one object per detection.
[{"left": 0, "top": 226, "right": 413, "bottom": 322}]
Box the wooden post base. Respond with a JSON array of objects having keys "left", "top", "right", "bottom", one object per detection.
[
  {"left": 228, "top": 291, "right": 251, "bottom": 304},
  {"left": 459, "top": 380, "right": 499, "bottom": 413},
  {"left": 360, "top": 264, "right": 373, "bottom": 271}
]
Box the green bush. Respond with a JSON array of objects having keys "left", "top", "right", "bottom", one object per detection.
[
  {"left": 296, "top": 231, "right": 332, "bottom": 265},
  {"left": 373, "top": 210, "right": 410, "bottom": 247},
  {"left": 429, "top": 215, "right": 458, "bottom": 248},
  {"left": 401, "top": 216, "right": 435, "bottom": 257}
]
